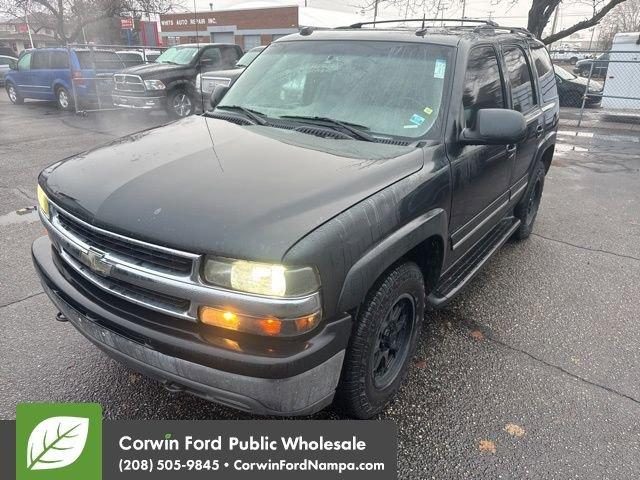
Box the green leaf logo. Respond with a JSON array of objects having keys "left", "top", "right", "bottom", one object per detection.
[{"left": 26, "top": 416, "right": 89, "bottom": 470}]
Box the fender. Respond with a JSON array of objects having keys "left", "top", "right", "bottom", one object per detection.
[
  {"left": 534, "top": 129, "right": 557, "bottom": 172},
  {"left": 337, "top": 208, "right": 448, "bottom": 313},
  {"left": 165, "top": 79, "right": 194, "bottom": 93}
]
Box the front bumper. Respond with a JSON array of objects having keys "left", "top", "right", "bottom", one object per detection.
[
  {"left": 112, "top": 93, "right": 165, "bottom": 110},
  {"left": 32, "top": 236, "right": 351, "bottom": 416}
]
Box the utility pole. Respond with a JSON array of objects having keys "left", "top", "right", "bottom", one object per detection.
[
  {"left": 461, "top": 0, "right": 467, "bottom": 22},
  {"left": 24, "top": 0, "right": 34, "bottom": 48},
  {"left": 373, "top": 0, "right": 378, "bottom": 25},
  {"left": 550, "top": 4, "right": 559, "bottom": 47}
]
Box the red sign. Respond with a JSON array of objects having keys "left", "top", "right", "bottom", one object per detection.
[{"left": 120, "top": 17, "right": 134, "bottom": 29}]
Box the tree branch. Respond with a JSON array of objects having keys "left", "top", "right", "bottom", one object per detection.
[{"left": 542, "top": 0, "right": 628, "bottom": 44}]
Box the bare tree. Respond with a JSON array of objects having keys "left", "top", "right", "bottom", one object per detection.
[
  {"left": 0, "top": 0, "right": 183, "bottom": 43},
  {"left": 359, "top": 0, "right": 630, "bottom": 45}
]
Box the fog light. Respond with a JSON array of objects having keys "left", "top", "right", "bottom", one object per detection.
[{"left": 198, "top": 306, "right": 320, "bottom": 337}]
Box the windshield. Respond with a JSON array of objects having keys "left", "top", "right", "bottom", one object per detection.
[
  {"left": 155, "top": 46, "right": 198, "bottom": 65},
  {"left": 219, "top": 40, "right": 453, "bottom": 139},
  {"left": 236, "top": 48, "right": 263, "bottom": 67},
  {"left": 555, "top": 65, "right": 576, "bottom": 80}
]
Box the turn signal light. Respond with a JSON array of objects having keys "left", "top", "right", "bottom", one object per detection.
[{"left": 198, "top": 306, "right": 320, "bottom": 337}]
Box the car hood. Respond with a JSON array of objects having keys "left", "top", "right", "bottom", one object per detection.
[
  {"left": 567, "top": 75, "right": 603, "bottom": 90},
  {"left": 119, "top": 62, "right": 185, "bottom": 77},
  {"left": 41, "top": 116, "right": 422, "bottom": 262}
]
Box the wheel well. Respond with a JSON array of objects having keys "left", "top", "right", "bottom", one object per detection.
[
  {"left": 540, "top": 145, "right": 554, "bottom": 173},
  {"left": 404, "top": 235, "right": 444, "bottom": 295}
]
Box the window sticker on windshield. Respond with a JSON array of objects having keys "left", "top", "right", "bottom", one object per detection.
[
  {"left": 403, "top": 124, "right": 419, "bottom": 129},
  {"left": 423, "top": 107, "right": 434, "bottom": 115},
  {"left": 409, "top": 114, "right": 425, "bottom": 126},
  {"left": 434, "top": 58, "right": 446, "bottom": 79}
]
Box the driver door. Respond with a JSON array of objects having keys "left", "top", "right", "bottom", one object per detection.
[{"left": 447, "top": 45, "right": 514, "bottom": 255}]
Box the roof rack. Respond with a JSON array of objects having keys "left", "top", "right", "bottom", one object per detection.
[
  {"left": 469, "top": 24, "right": 534, "bottom": 38},
  {"left": 343, "top": 18, "right": 499, "bottom": 29}
]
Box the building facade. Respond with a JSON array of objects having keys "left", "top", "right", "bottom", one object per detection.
[{"left": 159, "top": 6, "right": 299, "bottom": 49}]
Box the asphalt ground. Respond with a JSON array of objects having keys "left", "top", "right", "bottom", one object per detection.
[{"left": 1, "top": 93, "right": 639, "bottom": 479}]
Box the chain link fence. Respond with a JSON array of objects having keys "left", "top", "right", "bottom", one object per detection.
[
  {"left": 64, "top": 44, "right": 166, "bottom": 115},
  {"left": 549, "top": 43, "right": 640, "bottom": 129}
]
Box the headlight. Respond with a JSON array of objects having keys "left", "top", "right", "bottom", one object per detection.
[
  {"left": 37, "top": 184, "right": 49, "bottom": 218},
  {"left": 200, "top": 77, "right": 231, "bottom": 95},
  {"left": 144, "top": 79, "right": 165, "bottom": 90},
  {"left": 202, "top": 257, "right": 320, "bottom": 297}
]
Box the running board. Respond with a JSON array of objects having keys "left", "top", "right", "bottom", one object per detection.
[{"left": 428, "top": 217, "right": 521, "bottom": 307}]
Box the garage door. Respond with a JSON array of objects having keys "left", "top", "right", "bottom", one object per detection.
[{"left": 212, "top": 32, "right": 234, "bottom": 44}]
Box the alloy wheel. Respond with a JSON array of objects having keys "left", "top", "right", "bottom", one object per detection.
[
  {"left": 172, "top": 93, "right": 192, "bottom": 117},
  {"left": 8, "top": 85, "right": 17, "bottom": 102},
  {"left": 371, "top": 294, "right": 416, "bottom": 390},
  {"left": 58, "top": 89, "right": 69, "bottom": 109}
]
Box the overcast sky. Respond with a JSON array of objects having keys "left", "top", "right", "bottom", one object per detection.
[{"left": 189, "top": 0, "right": 597, "bottom": 33}]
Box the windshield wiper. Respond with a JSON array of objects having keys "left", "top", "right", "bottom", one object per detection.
[
  {"left": 216, "top": 105, "right": 268, "bottom": 125},
  {"left": 279, "top": 115, "right": 375, "bottom": 142}
]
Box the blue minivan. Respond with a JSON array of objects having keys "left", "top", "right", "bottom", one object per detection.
[{"left": 4, "top": 48, "right": 125, "bottom": 110}]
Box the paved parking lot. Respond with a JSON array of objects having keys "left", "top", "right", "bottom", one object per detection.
[{"left": 1, "top": 93, "right": 639, "bottom": 478}]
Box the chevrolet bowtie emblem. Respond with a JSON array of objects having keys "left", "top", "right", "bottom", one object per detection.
[{"left": 81, "top": 247, "right": 113, "bottom": 276}]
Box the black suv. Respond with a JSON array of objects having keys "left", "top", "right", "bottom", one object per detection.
[
  {"left": 33, "top": 20, "right": 558, "bottom": 418},
  {"left": 112, "top": 43, "right": 243, "bottom": 117}
]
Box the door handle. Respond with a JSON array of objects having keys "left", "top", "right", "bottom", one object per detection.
[
  {"left": 535, "top": 125, "right": 544, "bottom": 136},
  {"left": 507, "top": 144, "right": 517, "bottom": 154}
]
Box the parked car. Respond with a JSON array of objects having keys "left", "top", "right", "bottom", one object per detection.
[
  {"left": 4, "top": 48, "right": 125, "bottom": 110},
  {"left": 555, "top": 65, "right": 602, "bottom": 107},
  {"left": 112, "top": 43, "right": 243, "bottom": 117},
  {"left": 550, "top": 49, "right": 592, "bottom": 65},
  {"left": 0, "top": 46, "right": 17, "bottom": 57},
  {"left": 0, "top": 54, "right": 17, "bottom": 86},
  {"left": 196, "top": 46, "right": 265, "bottom": 109},
  {"left": 116, "top": 49, "right": 162, "bottom": 67},
  {"left": 574, "top": 53, "right": 609, "bottom": 77},
  {"left": 33, "top": 21, "right": 558, "bottom": 419}
]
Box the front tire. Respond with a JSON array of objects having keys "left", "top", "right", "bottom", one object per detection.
[
  {"left": 167, "top": 89, "right": 194, "bottom": 118},
  {"left": 6, "top": 83, "right": 23, "bottom": 104},
  {"left": 55, "top": 86, "right": 74, "bottom": 111},
  {"left": 336, "top": 261, "right": 425, "bottom": 419},
  {"left": 513, "top": 160, "right": 546, "bottom": 240}
]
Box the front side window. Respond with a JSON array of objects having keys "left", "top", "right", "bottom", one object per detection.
[
  {"left": 155, "top": 46, "right": 198, "bottom": 65},
  {"left": 17, "top": 51, "right": 32, "bottom": 71},
  {"left": 219, "top": 40, "right": 453, "bottom": 139},
  {"left": 462, "top": 46, "right": 504, "bottom": 129},
  {"left": 504, "top": 46, "right": 537, "bottom": 114}
]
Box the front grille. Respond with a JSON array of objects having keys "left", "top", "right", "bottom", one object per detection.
[
  {"left": 56, "top": 210, "right": 193, "bottom": 276},
  {"left": 54, "top": 248, "right": 190, "bottom": 318},
  {"left": 114, "top": 74, "right": 145, "bottom": 93}
]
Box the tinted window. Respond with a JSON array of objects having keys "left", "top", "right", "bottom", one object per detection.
[
  {"left": 49, "top": 51, "right": 69, "bottom": 69},
  {"left": 200, "top": 47, "right": 221, "bottom": 66},
  {"left": 18, "top": 52, "right": 32, "bottom": 71},
  {"left": 76, "top": 51, "right": 124, "bottom": 70},
  {"left": 220, "top": 46, "right": 241, "bottom": 68},
  {"left": 531, "top": 46, "right": 557, "bottom": 103},
  {"left": 463, "top": 46, "right": 504, "bottom": 129},
  {"left": 504, "top": 46, "right": 537, "bottom": 114},
  {"left": 32, "top": 51, "right": 49, "bottom": 69}
]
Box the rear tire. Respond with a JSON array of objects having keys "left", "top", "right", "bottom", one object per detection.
[
  {"left": 336, "top": 261, "right": 425, "bottom": 419},
  {"left": 6, "top": 83, "right": 23, "bottom": 104},
  {"left": 55, "top": 86, "right": 74, "bottom": 111},
  {"left": 513, "top": 160, "right": 545, "bottom": 240}
]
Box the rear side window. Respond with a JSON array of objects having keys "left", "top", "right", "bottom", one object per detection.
[
  {"left": 531, "top": 46, "right": 557, "bottom": 103},
  {"left": 31, "top": 51, "right": 49, "bottom": 69},
  {"left": 504, "top": 46, "right": 537, "bottom": 114},
  {"left": 49, "top": 51, "right": 69, "bottom": 69},
  {"left": 76, "top": 51, "right": 124, "bottom": 70},
  {"left": 463, "top": 46, "right": 504, "bottom": 129}
]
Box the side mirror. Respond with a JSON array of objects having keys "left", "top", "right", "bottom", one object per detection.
[
  {"left": 209, "top": 84, "right": 230, "bottom": 109},
  {"left": 460, "top": 109, "right": 527, "bottom": 146},
  {"left": 199, "top": 57, "right": 213, "bottom": 68}
]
